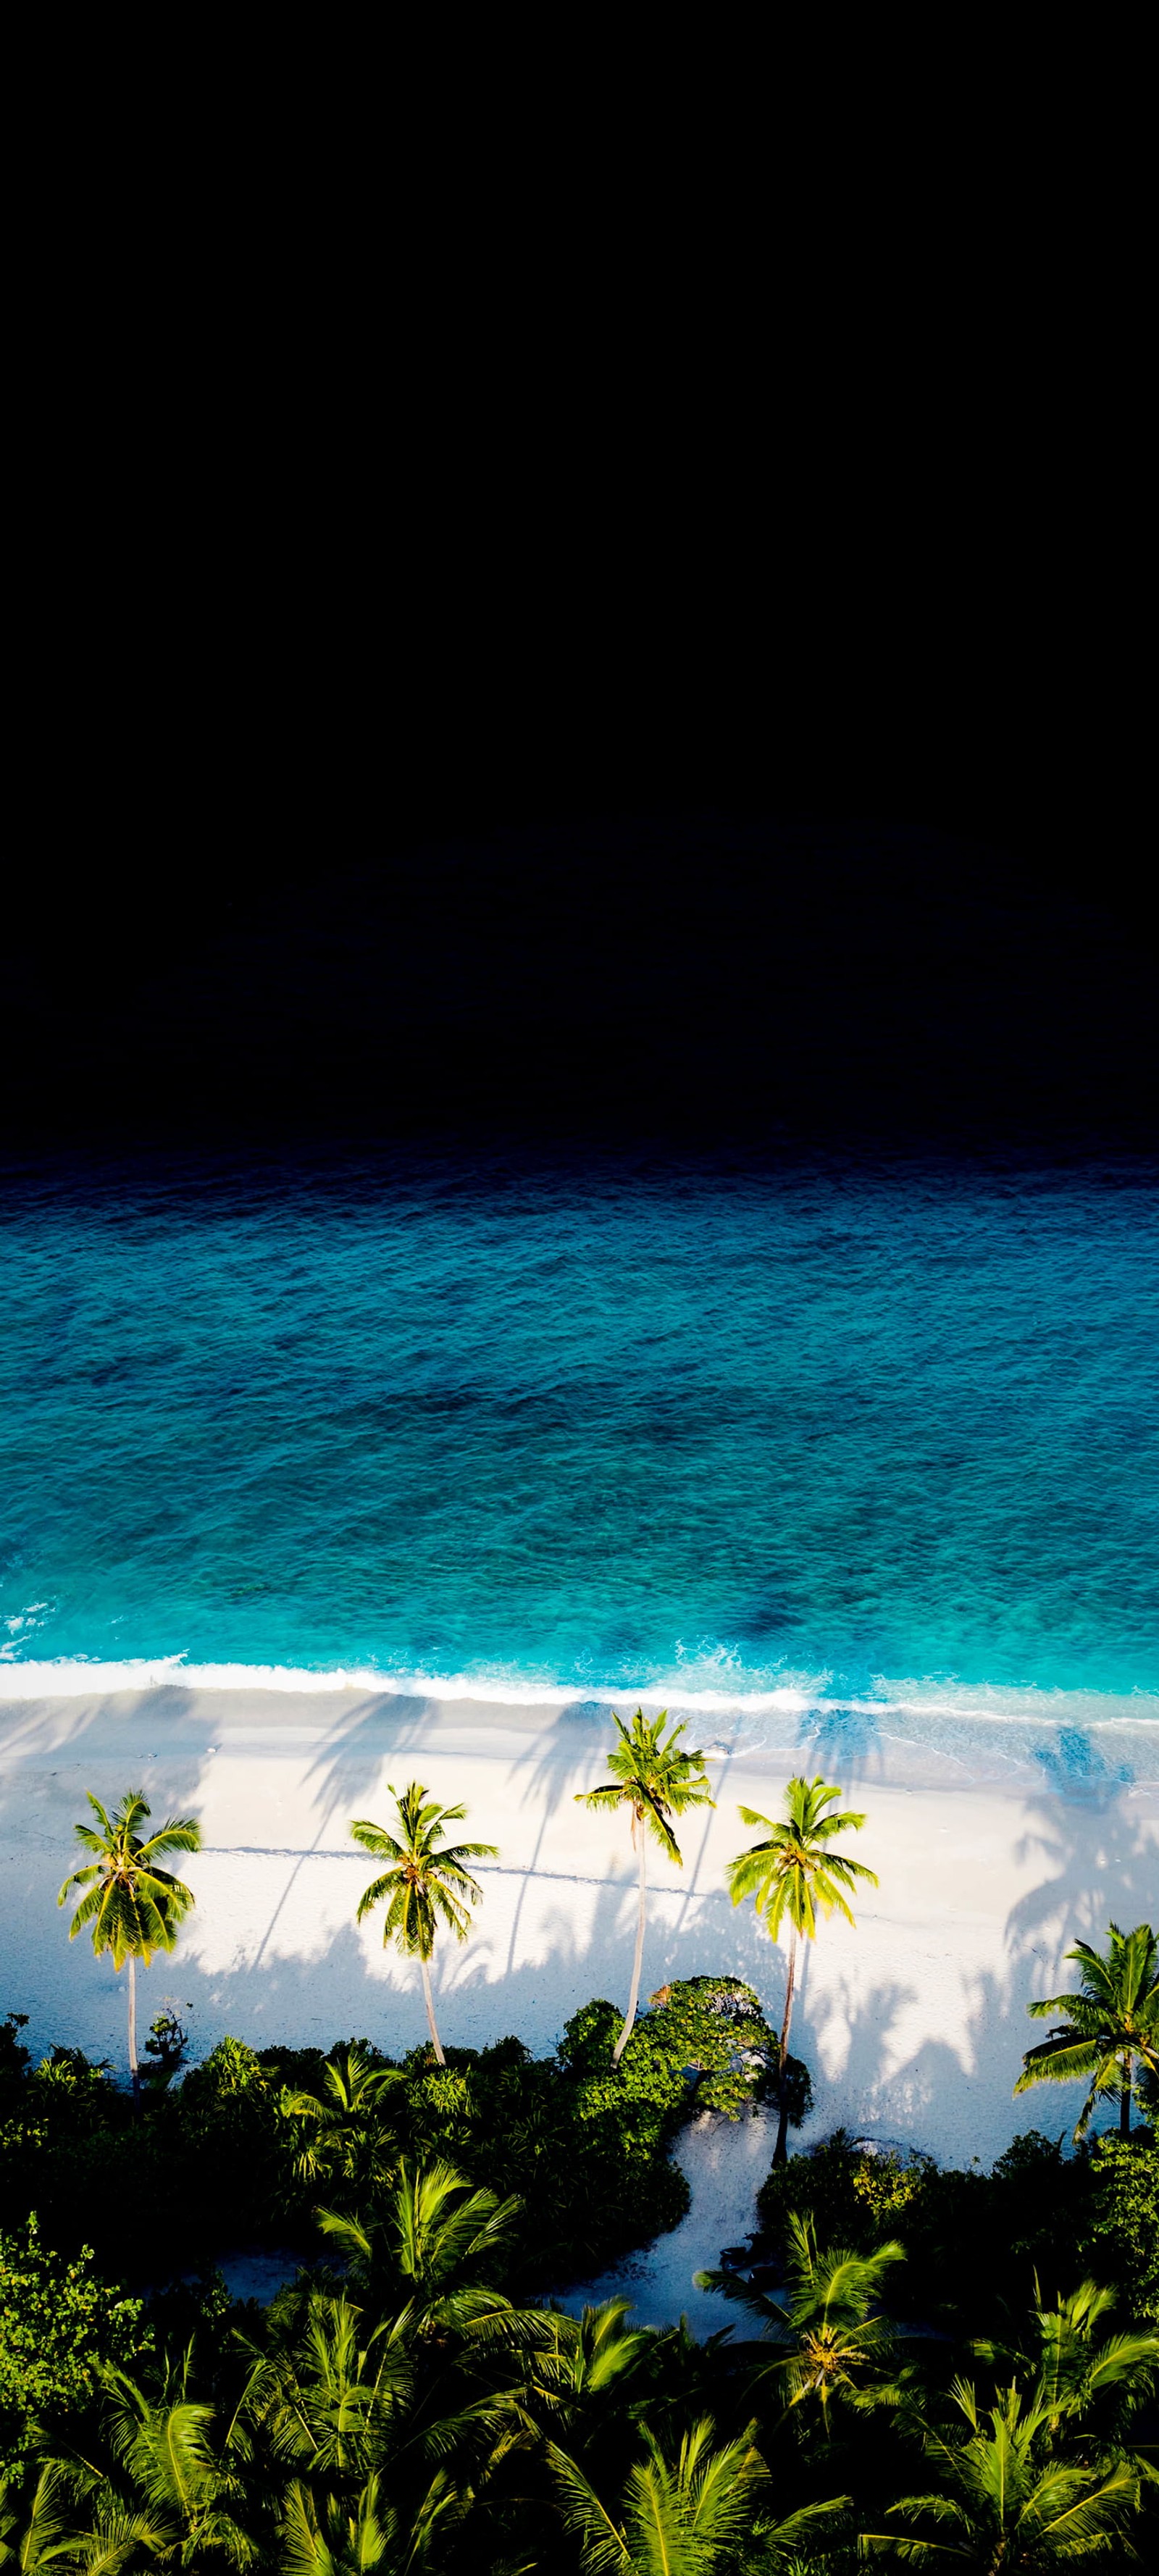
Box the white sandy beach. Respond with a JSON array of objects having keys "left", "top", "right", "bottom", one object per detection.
[{"left": 2, "top": 1684, "right": 1158, "bottom": 2176}]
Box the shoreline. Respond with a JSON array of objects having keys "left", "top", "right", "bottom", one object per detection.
[{"left": 2, "top": 1685, "right": 1158, "bottom": 2169}]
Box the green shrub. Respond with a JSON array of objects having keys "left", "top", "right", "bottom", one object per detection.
[
  {"left": 0, "top": 2015, "right": 30, "bottom": 2108},
  {"left": 0, "top": 1980, "right": 784, "bottom": 2297},
  {"left": 0, "top": 2218, "right": 150, "bottom": 2473},
  {"left": 1082, "top": 2133, "right": 1159, "bottom": 2321},
  {"left": 756, "top": 2126, "right": 1097, "bottom": 2330},
  {"left": 757, "top": 2128, "right": 934, "bottom": 2253}
]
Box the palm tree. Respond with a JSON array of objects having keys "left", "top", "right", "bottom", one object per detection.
[
  {"left": 279, "top": 2046, "right": 404, "bottom": 2207},
  {"left": 698, "top": 2212, "right": 905, "bottom": 2430},
  {"left": 45, "top": 2352, "right": 254, "bottom": 2569},
  {"left": 1015, "top": 1920, "right": 1159, "bottom": 2139},
  {"left": 574, "top": 1711, "right": 714, "bottom": 2065},
  {"left": 548, "top": 2417, "right": 842, "bottom": 2573},
  {"left": 1, "top": 2466, "right": 166, "bottom": 2573},
  {"left": 57, "top": 1790, "right": 201, "bottom": 2106},
  {"left": 280, "top": 2467, "right": 466, "bottom": 2575},
  {"left": 860, "top": 2376, "right": 1141, "bottom": 2569},
  {"left": 351, "top": 1783, "right": 497, "bottom": 2067},
  {"left": 516, "top": 2296, "right": 653, "bottom": 2435},
  {"left": 99, "top": 2362, "right": 254, "bottom": 2567},
  {"left": 240, "top": 2291, "right": 412, "bottom": 2483},
  {"left": 969, "top": 2276, "right": 1159, "bottom": 2491},
  {"left": 727, "top": 1776, "right": 877, "bottom": 2162},
  {"left": 317, "top": 2157, "right": 524, "bottom": 2343},
  {"left": 0, "top": 2460, "right": 85, "bottom": 2571}
]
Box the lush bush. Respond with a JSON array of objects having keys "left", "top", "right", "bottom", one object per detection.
[
  {"left": 0, "top": 2217, "right": 151, "bottom": 2473},
  {"left": 1083, "top": 2131, "right": 1159, "bottom": 2320},
  {"left": 0, "top": 1982, "right": 1155, "bottom": 2570},
  {"left": 753, "top": 2120, "right": 1159, "bottom": 2342},
  {"left": 0, "top": 1977, "right": 778, "bottom": 2293},
  {"left": 309, "top": 1975, "right": 784, "bottom": 2285}
]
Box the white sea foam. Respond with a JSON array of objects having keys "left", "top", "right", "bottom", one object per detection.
[
  {"left": 0, "top": 1655, "right": 820, "bottom": 1707},
  {"left": 0, "top": 1655, "right": 1155, "bottom": 1736}
]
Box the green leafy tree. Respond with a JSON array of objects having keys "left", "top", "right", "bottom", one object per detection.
[
  {"left": 57, "top": 1791, "right": 201, "bottom": 2105},
  {"left": 1015, "top": 1920, "right": 1159, "bottom": 2140},
  {"left": 727, "top": 1776, "right": 877, "bottom": 2162},
  {"left": 1082, "top": 2135, "right": 1159, "bottom": 2324},
  {"left": 351, "top": 1786, "right": 497, "bottom": 2067},
  {"left": 698, "top": 2212, "right": 905, "bottom": 2431},
  {"left": 860, "top": 2375, "right": 1142, "bottom": 2569},
  {"left": 0, "top": 2220, "right": 150, "bottom": 2477},
  {"left": 574, "top": 1713, "right": 714, "bottom": 2065}
]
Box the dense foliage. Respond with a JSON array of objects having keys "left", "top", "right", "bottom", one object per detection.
[
  {"left": 0, "top": 2220, "right": 151, "bottom": 2476},
  {"left": 755, "top": 2122, "right": 1159, "bottom": 2335},
  {"left": 1, "top": 1976, "right": 1155, "bottom": 2569},
  {"left": 0, "top": 1976, "right": 785, "bottom": 2294}
]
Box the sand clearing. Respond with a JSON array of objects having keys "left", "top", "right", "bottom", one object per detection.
[{"left": 1, "top": 1685, "right": 1157, "bottom": 2171}]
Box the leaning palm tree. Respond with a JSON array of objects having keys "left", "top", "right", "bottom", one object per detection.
[
  {"left": 727, "top": 1776, "right": 877, "bottom": 2161},
  {"left": 574, "top": 1710, "right": 714, "bottom": 2064},
  {"left": 57, "top": 1790, "right": 201, "bottom": 2106},
  {"left": 351, "top": 1783, "right": 497, "bottom": 2067},
  {"left": 1015, "top": 1919, "right": 1159, "bottom": 2139}
]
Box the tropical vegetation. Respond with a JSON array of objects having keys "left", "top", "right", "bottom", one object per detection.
[
  {"left": 351, "top": 1781, "right": 498, "bottom": 2066},
  {"left": 726, "top": 1776, "right": 878, "bottom": 2162},
  {"left": 1015, "top": 1917, "right": 1159, "bottom": 2138},
  {"left": 0, "top": 1781, "right": 1150, "bottom": 2562},
  {"left": 574, "top": 1710, "right": 715, "bottom": 2062},
  {"left": 57, "top": 1791, "right": 202, "bottom": 2106}
]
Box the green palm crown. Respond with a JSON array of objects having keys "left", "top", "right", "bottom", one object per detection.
[
  {"left": 1015, "top": 1920, "right": 1159, "bottom": 2139},
  {"left": 57, "top": 1789, "right": 201, "bottom": 1969},
  {"left": 574, "top": 1708, "right": 714, "bottom": 1857},
  {"left": 351, "top": 1783, "right": 498, "bottom": 1962},
  {"left": 725, "top": 1773, "right": 878, "bottom": 1939}
]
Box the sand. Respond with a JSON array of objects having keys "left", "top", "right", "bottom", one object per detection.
[{"left": 2, "top": 1684, "right": 1158, "bottom": 2173}]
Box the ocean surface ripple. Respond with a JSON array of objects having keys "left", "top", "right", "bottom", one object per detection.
[{"left": 1, "top": 1150, "right": 1156, "bottom": 1773}]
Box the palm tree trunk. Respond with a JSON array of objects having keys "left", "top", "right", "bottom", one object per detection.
[
  {"left": 419, "top": 1951, "right": 445, "bottom": 2067},
  {"left": 612, "top": 1825, "right": 648, "bottom": 2066},
  {"left": 774, "top": 1931, "right": 798, "bottom": 2165},
  {"left": 1121, "top": 2052, "right": 1132, "bottom": 2136},
  {"left": 127, "top": 1953, "right": 140, "bottom": 2110}
]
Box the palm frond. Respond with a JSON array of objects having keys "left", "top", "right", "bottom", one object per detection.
[{"left": 545, "top": 2442, "right": 630, "bottom": 2574}]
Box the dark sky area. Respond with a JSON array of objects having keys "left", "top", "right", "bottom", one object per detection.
[
  {"left": 6, "top": 283, "right": 1151, "bottom": 1160},
  {"left": 6, "top": 577, "right": 1152, "bottom": 1156},
  {"left": 6, "top": 30, "right": 1150, "bottom": 1163}
]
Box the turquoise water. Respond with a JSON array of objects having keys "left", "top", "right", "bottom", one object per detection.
[{"left": 1, "top": 1152, "right": 1157, "bottom": 1759}]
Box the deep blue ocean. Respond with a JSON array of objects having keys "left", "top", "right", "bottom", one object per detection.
[{"left": 2, "top": 1151, "right": 1157, "bottom": 1775}]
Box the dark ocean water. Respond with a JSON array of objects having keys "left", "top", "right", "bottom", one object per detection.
[{"left": 1, "top": 1151, "right": 1156, "bottom": 1771}]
